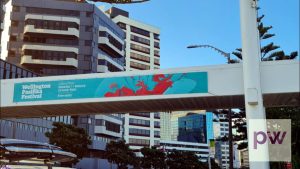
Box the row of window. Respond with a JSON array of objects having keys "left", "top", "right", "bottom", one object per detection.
[
  {"left": 130, "top": 61, "right": 150, "bottom": 70},
  {"left": 0, "top": 120, "right": 51, "bottom": 133},
  {"left": 26, "top": 7, "right": 80, "bottom": 17},
  {"left": 24, "top": 50, "right": 77, "bottom": 61},
  {"left": 0, "top": 60, "right": 38, "bottom": 79},
  {"left": 131, "top": 26, "right": 150, "bottom": 37},
  {"left": 25, "top": 19, "right": 79, "bottom": 31},
  {"left": 23, "top": 35, "right": 79, "bottom": 46},
  {"left": 129, "top": 138, "right": 150, "bottom": 146},
  {"left": 129, "top": 128, "right": 150, "bottom": 136},
  {"left": 131, "top": 44, "right": 150, "bottom": 54},
  {"left": 129, "top": 118, "right": 150, "bottom": 127},
  {"left": 131, "top": 34, "right": 150, "bottom": 45},
  {"left": 129, "top": 112, "right": 150, "bottom": 118},
  {"left": 130, "top": 52, "right": 150, "bottom": 63}
]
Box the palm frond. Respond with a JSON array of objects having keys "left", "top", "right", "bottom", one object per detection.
[
  {"left": 289, "top": 51, "right": 298, "bottom": 59},
  {"left": 262, "top": 33, "right": 275, "bottom": 40},
  {"left": 261, "top": 43, "right": 280, "bottom": 57},
  {"left": 257, "top": 14, "right": 265, "bottom": 23},
  {"left": 267, "top": 51, "right": 285, "bottom": 60},
  {"left": 232, "top": 51, "right": 242, "bottom": 60}
]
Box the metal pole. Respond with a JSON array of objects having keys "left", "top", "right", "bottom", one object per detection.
[{"left": 240, "top": 0, "right": 269, "bottom": 168}]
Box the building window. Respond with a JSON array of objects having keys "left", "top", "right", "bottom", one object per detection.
[
  {"left": 154, "top": 33, "right": 160, "bottom": 40},
  {"left": 154, "top": 121, "right": 160, "bottom": 128},
  {"left": 129, "top": 118, "right": 150, "bottom": 127},
  {"left": 154, "top": 50, "right": 160, "bottom": 57},
  {"left": 130, "top": 61, "right": 150, "bottom": 70},
  {"left": 23, "top": 34, "right": 79, "bottom": 46},
  {"left": 154, "top": 41, "right": 160, "bottom": 49},
  {"left": 131, "top": 44, "right": 150, "bottom": 54},
  {"left": 154, "top": 58, "right": 160, "bottom": 66},
  {"left": 117, "top": 22, "right": 126, "bottom": 30},
  {"left": 129, "top": 128, "right": 150, "bottom": 137},
  {"left": 154, "top": 113, "right": 160, "bottom": 119},
  {"left": 26, "top": 7, "right": 80, "bottom": 17},
  {"left": 130, "top": 35, "right": 150, "bottom": 45},
  {"left": 25, "top": 19, "right": 79, "bottom": 31},
  {"left": 23, "top": 50, "right": 77, "bottom": 61},
  {"left": 154, "top": 131, "right": 160, "bottom": 138},
  {"left": 130, "top": 52, "right": 150, "bottom": 63},
  {"left": 95, "top": 119, "right": 104, "bottom": 126},
  {"left": 129, "top": 112, "right": 150, "bottom": 118},
  {"left": 130, "top": 26, "right": 150, "bottom": 37},
  {"left": 129, "top": 138, "right": 150, "bottom": 146},
  {"left": 105, "top": 121, "right": 120, "bottom": 133}
]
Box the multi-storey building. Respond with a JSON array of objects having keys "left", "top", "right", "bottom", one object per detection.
[
  {"left": 214, "top": 113, "right": 230, "bottom": 169},
  {"left": 107, "top": 7, "right": 161, "bottom": 152},
  {"left": 1, "top": 0, "right": 125, "bottom": 168},
  {"left": 239, "top": 149, "right": 249, "bottom": 168},
  {"left": 178, "top": 113, "right": 207, "bottom": 143}
]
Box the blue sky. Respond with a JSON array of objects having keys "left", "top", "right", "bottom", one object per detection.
[{"left": 96, "top": 0, "right": 299, "bottom": 69}]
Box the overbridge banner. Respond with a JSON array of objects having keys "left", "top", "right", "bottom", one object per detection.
[{"left": 13, "top": 72, "right": 208, "bottom": 103}]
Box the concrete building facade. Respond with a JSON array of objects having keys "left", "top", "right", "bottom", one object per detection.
[
  {"left": 107, "top": 7, "right": 161, "bottom": 152},
  {"left": 214, "top": 113, "right": 230, "bottom": 169}
]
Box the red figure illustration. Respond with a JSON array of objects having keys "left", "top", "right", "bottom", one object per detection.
[{"left": 104, "top": 74, "right": 174, "bottom": 97}]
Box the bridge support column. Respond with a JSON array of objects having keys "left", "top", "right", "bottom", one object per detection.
[{"left": 240, "top": 0, "right": 270, "bottom": 169}]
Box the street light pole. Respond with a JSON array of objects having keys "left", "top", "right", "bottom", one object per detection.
[
  {"left": 187, "top": 45, "right": 234, "bottom": 169},
  {"left": 239, "top": 0, "right": 269, "bottom": 168}
]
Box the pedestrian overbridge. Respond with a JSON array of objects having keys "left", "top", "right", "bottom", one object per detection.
[{"left": 0, "top": 60, "right": 299, "bottom": 118}]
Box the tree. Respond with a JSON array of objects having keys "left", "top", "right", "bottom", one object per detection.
[
  {"left": 231, "top": 13, "right": 298, "bottom": 62},
  {"left": 166, "top": 150, "right": 206, "bottom": 169},
  {"left": 105, "top": 140, "right": 136, "bottom": 169},
  {"left": 140, "top": 146, "right": 166, "bottom": 169},
  {"left": 45, "top": 122, "right": 91, "bottom": 165}
]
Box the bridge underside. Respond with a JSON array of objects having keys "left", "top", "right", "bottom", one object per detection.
[{"left": 1, "top": 93, "right": 299, "bottom": 118}]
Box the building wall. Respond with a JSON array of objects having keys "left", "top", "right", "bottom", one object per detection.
[
  {"left": 108, "top": 7, "right": 161, "bottom": 152},
  {"left": 160, "top": 112, "right": 172, "bottom": 140},
  {"left": 213, "top": 113, "right": 230, "bottom": 169}
]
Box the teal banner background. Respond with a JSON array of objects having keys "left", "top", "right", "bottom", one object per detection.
[{"left": 13, "top": 72, "right": 208, "bottom": 103}]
